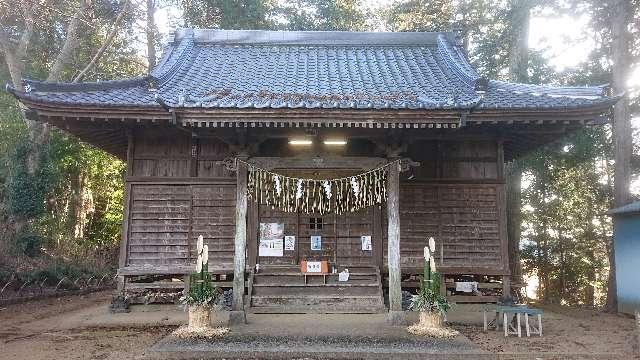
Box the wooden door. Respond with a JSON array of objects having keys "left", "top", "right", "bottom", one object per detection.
[
  {"left": 336, "top": 207, "right": 376, "bottom": 266},
  {"left": 253, "top": 168, "right": 377, "bottom": 269},
  {"left": 297, "top": 212, "right": 337, "bottom": 265}
]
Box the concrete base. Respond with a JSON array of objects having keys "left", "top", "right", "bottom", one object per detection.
[
  {"left": 229, "top": 310, "right": 246, "bottom": 325},
  {"left": 386, "top": 310, "right": 408, "bottom": 326}
]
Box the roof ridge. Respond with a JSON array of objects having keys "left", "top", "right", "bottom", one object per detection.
[
  {"left": 152, "top": 31, "right": 196, "bottom": 85},
  {"left": 436, "top": 35, "right": 480, "bottom": 88},
  {"left": 172, "top": 29, "right": 458, "bottom": 46},
  {"left": 489, "top": 80, "right": 608, "bottom": 98},
  {"left": 21, "top": 77, "right": 149, "bottom": 93}
]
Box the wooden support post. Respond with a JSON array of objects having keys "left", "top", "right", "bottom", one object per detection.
[
  {"left": 387, "top": 160, "right": 402, "bottom": 313},
  {"left": 502, "top": 275, "right": 511, "bottom": 300},
  {"left": 232, "top": 160, "right": 248, "bottom": 313}
]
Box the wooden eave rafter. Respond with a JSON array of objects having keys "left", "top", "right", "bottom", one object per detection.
[{"left": 20, "top": 97, "right": 612, "bottom": 162}]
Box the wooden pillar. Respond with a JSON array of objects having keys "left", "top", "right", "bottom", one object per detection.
[
  {"left": 232, "top": 160, "right": 248, "bottom": 311},
  {"left": 387, "top": 160, "right": 402, "bottom": 312},
  {"left": 502, "top": 275, "right": 511, "bottom": 300},
  {"left": 117, "top": 130, "right": 134, "bottom": 292}
]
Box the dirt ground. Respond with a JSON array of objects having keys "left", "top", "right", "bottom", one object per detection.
[
  {"left": 0, "top": 291, "right": 638, "bottom": 359},
  {"left": 0, "top": 291, "right": 172, "bottom": 360},
  {"left": 454, "top": 304, "right": 638, "bottom": 358}
]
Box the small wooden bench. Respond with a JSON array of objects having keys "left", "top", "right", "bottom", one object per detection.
[
  {"left": 303, "top": 272, "right": 329, "bottom": 285},
  {"left": 483, "top": 305, "right": 543, "bottom": 337}
]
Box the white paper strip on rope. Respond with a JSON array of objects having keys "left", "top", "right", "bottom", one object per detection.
[{"left": 243, "top": 159, "right": 398, "bottom": 214}]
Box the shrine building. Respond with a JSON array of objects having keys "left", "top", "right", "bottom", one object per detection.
[{"left": 7, "top": 29, "right": 618, "bottom": 315}]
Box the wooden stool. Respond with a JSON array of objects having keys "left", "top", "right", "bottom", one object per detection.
[{"left": 483, "top": 306, "right": 543, "bottom": 337}]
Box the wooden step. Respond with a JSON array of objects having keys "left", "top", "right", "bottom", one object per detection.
[
  {"left": 253, "top": 274, "right": 379, "bottom": 285},
  {"left": 252, "top": 282, "right": 380, "bottom": 287},
  {"left": 252, "top": 285, "right": 380, "bottom": 297}
]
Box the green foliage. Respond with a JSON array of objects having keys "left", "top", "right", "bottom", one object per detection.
[
  {"left": 181, "top": 0, "right": 368, "bottom": 31},
  {"left": 11, "top": 228, "right": 44, "bottom": 258},
  {"left": 385, "top": 0, "right": 455, "bottom": 32},
  {"left": 520, "top": 127, "right": 614, "bottom": 306},
  {"left": 410, "top": 257, "right": 450, "bottom": 314},
  {"left": 182, "top": 0, "right": 276, "bottom": 29},
  {"left": 21, "top": 261, "right": 113, "bottom": 288},
  {"left": 7, "top": 141, "right": 58, "bottom": 219},
  {"left": 180, "top": 262, "right": 222, "bottom": 307},
  {"left": 276, "top": 0, "right": 368, "bottom": 31}
]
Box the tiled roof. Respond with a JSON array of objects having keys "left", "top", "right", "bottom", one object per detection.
[{"left": 9, "top": 29, "right": 616, "bottom": 111}]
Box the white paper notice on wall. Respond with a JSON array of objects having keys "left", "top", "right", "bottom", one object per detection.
[
  {"left": 311, "top": 235, "right": 322, "bottom": 250},
  {"left": 306, "top": 261, "right": 322, "bottom": 273},
  {"left": 284, "top": 236, "right": 295, "bottom": 251},
  {"left": 361, "top": 235, "right": 372, "bottom": 251},
  {"left": 259, "top": 223, "right": 284, "bottom": 257},
  {"left": 259, "top": 238, "right": 284, "bottom": 257}
]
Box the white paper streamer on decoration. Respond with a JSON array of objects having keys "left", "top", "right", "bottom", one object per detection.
[
  {"left": 273, "top": 174, "right": 282, "bottom": 195},
  {"left": 350, "top": 176, "right": 360, "bottom": 197},
  {"left": 322, "top": 180, "right": 332, "bottom": 199},
  {"left": 296, "top": 179, "right": 303, "bottom": 199},
  {"left": 243, "top": 158, "right": 396, "bottom": 214},
  {"left": 424, "top": 246, "right": 431, "bottom": 261},
  {"left": 429, "top": 237, "right": 436, "bottom": 253},
  {"left": 202, "top": 244, "right": 208, "bottom": 265}
]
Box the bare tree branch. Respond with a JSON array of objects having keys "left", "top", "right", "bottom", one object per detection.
[
  {"left": 47, "top": 0, "right": 91, "bottom": 82},
  {"left": 73, "top": 0, "right": 131, "bottom": 82},
  {"left": 0, "top": 2, "right": 35, "bottom": 89}
]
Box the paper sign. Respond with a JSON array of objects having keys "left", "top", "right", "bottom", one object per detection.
[
  {"left": 306, "top": 261, "right": 322, "bottom": 273},
  {"left": 259, "top": 223, "right": 284, "bottom": 257},
  {"left": 284, "top": 236, "right": 295, "bottom": 251},
  {"left": 311, "top": 235, "right": 322, "bottom": 250},
  {"left": 259, "top": 238, "right": 283, "bottom": 257},
  {"left": 361, "top": 235, "right": 372, "bottom": 251}
]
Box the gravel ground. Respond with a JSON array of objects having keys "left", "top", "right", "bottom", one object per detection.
[{"left": 151, "top": 333, "right": 484, "bottom": 359}]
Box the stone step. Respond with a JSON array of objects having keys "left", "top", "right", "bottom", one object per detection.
[
  {"left": 251, "top": 294, "right": 385, "bottom": 309},
  {"left": 247, "top": 305, "right": 388, "bottom": 314}
]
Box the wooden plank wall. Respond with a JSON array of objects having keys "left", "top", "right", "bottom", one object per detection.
[
  {"left": 128, "top": 184, "right": 192, "bottom": 265},
  {"left": 336, "top": 208, "right": 375, "bottom": 266},
  {"left": 126, "top": 183, "right": 237, "bottom": 267},
  {"left": 124, "top": 133, "right": 506, "bottom": 276},
  {"left": 124, "top": 132, "right": 237, "bottom": 271},
  {"left": 384, "top": 139, "right": 507, "bottom": 274},
  {"left": 384, "top": 183, "right": 504, "bottom": 273}
]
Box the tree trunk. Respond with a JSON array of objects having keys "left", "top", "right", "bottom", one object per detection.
[
  {"left": 47, "top": 0, "right": 90, "bottom": 82},
  {"left": 606, "top": 0, "right": 633, "bottom": 313},
  {"left": 146, "top": 0, "right": 157, "bottom": 71},
  {"left": 506, "top": 162, "right": 523, "bottom": 295},
  {"left": 505, "top": 0, "right": 530, "bottom": 298}
]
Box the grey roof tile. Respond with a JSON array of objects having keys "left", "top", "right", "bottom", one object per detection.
[{"left": 8, "top": 29, "right": 617, "bottom": 111}]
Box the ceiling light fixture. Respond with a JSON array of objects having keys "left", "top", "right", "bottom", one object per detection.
[
  {"left": 323, "top": 140, "right": 347, "bottom": 146},
  {"left": 289, "top": 139, "right": 313, "bottom": 146}
]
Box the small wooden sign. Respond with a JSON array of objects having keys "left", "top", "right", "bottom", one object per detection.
[{"left": 300, "top": 260, "right": 329, "bottom": 274}]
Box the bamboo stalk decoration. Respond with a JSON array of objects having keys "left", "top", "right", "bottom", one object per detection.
[{"left": 241, "top": 159, "right": 397, "bottom": 214}]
